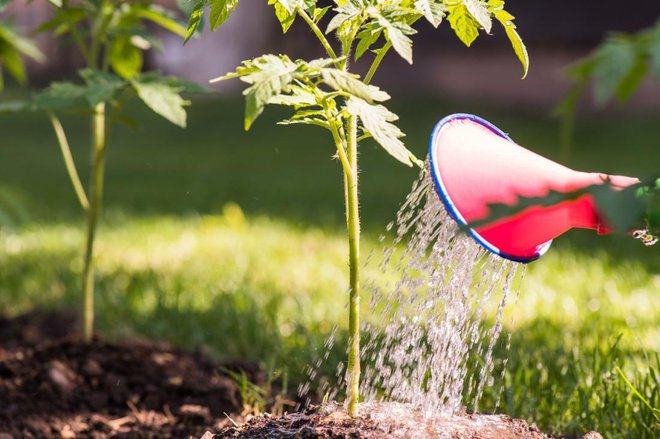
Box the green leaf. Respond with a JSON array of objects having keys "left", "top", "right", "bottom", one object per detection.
[
  {"left": 592, "top": 37, "right": 638, "bottom": 104},
  {"left": 32, "top": 82, "right": 87, "bottom": 110},
  {"left": 131, "top": 77, "right": 190, "bottom": 127},
  {"left": 414, "top": 0, "right": 446, "bottom": 28},
  {"left": 109, "top": 34, "right": 143, "bottom": 79},
  {"left": 376, "top": 15, "right": 414, "bottom": 64},
  {"left": 0, "top": 100, "right": 30, "bottom": 112},
  {"left": 230, "top": 55, "right": 301, "bottom": 130},
  {"left": 133, "top": 4, "right": 188, "bottom": 38},
  {"left": 269, "top": 0, "right": 296, "bottom": 33},
  {"left": 79, "top": 69, "right": 126, "bottom": 106},
  {"left": 345, "top": 96, "right": 414, "bottom": 166},
  {"left": 268, "top": 87, "right": 316, "bottom": 107},
  {"left": 184, "top": 0, "right": 206, "bottom": 43},
  {"left": 320, "top": 68, "right": 390, "bottom": 102},
  {"left": 34, "top": 7, "right": 86, "bottom": 37},
  {"left": 355, "top": 24, "right": 382, "bottom": 61},
  {"left": 278, "top": 115, "right": 330, "bottom": 129},
  {"left": 646, "top": 26, "right": 660, "bottom": 77},
  {"left": 490, "top": 3, "right": 528, "bottom": 78},
  {"left": 614, "top": 55, "right": 647, "bottom": 103},
  {"left": 209, "top": 0, "right": 240, "bottom": 30},
  {"left": 465, "top": 0, "right": 491, "bottom": 34},
  {"left": 312, "top": 6, "right": 331, "bottom": 23},
  {"left": 276, "top": 0, "right": 299, "bottom": 15},
  {"left": 447, "top": 4, "right": 480, "bottom": 47},
  {"left": 503, "top": 24, "right": 528, "bottom": 79},
  {"left": 325, "top": 14, "right": 355, "bottom": 34},
  {"left": 0, "top": 45, "right": 27, "bottom": 85},
  {"left": 0, "top": 25, "right": 44, "bottom": 62}
]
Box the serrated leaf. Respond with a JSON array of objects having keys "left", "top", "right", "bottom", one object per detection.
[
  {"left": 236, "top": 55, "right": 301, "bottom": 129},
  {"left": 414, "top": 0, "right": 445, "bottom": 28},
  {"left": 345, "top": 97, "right": 413, "bottom": 166},
  {"left": 355, "top": 25, "right": 382, "bottom": 61},
  {"left": 184, "top": 0, "right": 206, "bottom": 43},
  {"left": 312, "top": 6, "right": 331, "bottom": 23},
  {"left": 447, "top": 4, "right": 480, "bottom": 47},
  {"left": 465, "top": 0, "right": 491, "bottom": 34},
  {"left": 326, "top": 13, "right": 353, "bottom": 34},
  {"left": 210, "top": 0, "right": 240, "bottom": 30},
  {"left": 376, "top": 15, "right": 414, "bottom": 64},
  {"left": 503, "top": 24, "right": 528, "bottom": 79},
  {"left": 109, "top": 34, "right": 143, "bottom": 79},
  {"left": 132, "top": 78, "right": 189, "bottom": 127},
  {"left": 270, "top": 0, "right": 296, "bottom": 33},
  {"left": 320, "top": 69, "right": 390, "bottom": 102}
]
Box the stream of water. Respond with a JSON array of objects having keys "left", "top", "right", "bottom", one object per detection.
[{"left": 300, "top": 165, "right": 525, "bottom": 416}]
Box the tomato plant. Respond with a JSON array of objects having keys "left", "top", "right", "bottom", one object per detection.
[
  {"left": 7, "top": 0, "right": 202, "bottom": 342},
  {"left": 184, "top": 0, "right": 528, "bottom": 415}
]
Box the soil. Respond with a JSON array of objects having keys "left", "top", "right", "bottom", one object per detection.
[
  {"left": 210, "top": 403, "right": 604, "bottom": 439},
  {"left": 0, "top": 310, "right": 261, "bottom": 438},
  {"left": 0, "top": 310, "right": 603, "bottom": 439}
]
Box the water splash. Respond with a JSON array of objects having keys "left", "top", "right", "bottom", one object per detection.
[
  {"left": 358, "top": 168, "right": 523, "bottom": 416},
  {"left": 299, "top": 165, "right": 524, "bottom": 416}
]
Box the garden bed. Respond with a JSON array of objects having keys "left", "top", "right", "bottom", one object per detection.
[
  {"left": 0, "top": 310, "right": 259, "bottom": 438},
  {"left": 211, "top": 403, "right": 603, "bottom": 439}
]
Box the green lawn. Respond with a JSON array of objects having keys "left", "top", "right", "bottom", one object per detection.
[{"left": 0, "top": 94, "right": 658, "bottom": 437}]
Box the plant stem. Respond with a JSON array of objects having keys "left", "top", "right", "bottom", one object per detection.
[
  {"left": 364, "top": 41, "right": 392, "bottom": 85},
  {"left": 48, "top": 111, "right": 90, "bottom": 211},
  {"left": 81, "top": 102, "right": 107, "bottom": 343},
  {"left": 344, "top": 114, "right": 360, "bottom": 416},
  {"left": 298, "top": 9, "right": 340, "bottom": 66}
]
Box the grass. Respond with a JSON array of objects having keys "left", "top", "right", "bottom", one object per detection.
[{"left": 0, "top": 94, "right": 658, "bottom": 437}]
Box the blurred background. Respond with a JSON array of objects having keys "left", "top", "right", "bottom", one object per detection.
[{"left": 0, "top": 1, "right": 658, "bottom": 436}]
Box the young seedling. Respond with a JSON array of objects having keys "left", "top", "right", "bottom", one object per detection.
[
  {"left": 186, "top": 0, "right": 527, "bottom": 415},
  {"left": 20, "top": 1, "right": 200, "bottom": 343}
]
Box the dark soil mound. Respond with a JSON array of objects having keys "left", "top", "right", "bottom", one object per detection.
[
  {"left": 209, "top": 403, "right": 604, "bottom": 439},
  {"left": 0, "top": 310, "right": 258, "bottom": 438}
]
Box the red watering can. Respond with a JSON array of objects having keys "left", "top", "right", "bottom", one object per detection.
[{"left": 428, "top": 114, "right": 639, "bottom": 263}]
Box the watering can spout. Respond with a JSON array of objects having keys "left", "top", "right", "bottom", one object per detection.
[{"left": 428, "top": 114, "right": 639, "bottom": 263}]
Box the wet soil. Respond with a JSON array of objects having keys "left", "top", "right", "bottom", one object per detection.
[
  {"left": 0, "top": 310, "right": 602, "bottom": 439},
  {"left": 209, "top": 403, "right": 604, "bottom": 439},
  {"left": 0, "top": 310, "right": 260, "bottom": 438}
]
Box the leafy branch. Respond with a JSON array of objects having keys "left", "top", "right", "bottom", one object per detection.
[{"left": 555, "top": 21, "right": 660, "bottom": 161}]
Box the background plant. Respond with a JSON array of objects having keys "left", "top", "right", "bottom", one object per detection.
[
  {"left": 186, "top": 0, "right": 528, "bottom": 415},
  {"left": 0, "top": 3, "right": 44, "bottom": 228},
  {"left": 555, "top": 20, "right": 660, "bottom": 161},
  {"left": 8, "top": 0, "right": 200, "bottom": 343}
]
